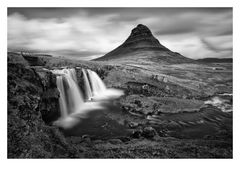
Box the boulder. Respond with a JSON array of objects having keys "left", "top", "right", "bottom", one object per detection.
[
  {"left": 131, "top": 129, "right": 143, "bottom": 138},
  {"left": 108, "top": 139, "right": 123, "bottom": 144},
  {"left": 81, "top": 135, "right": 91, "bottom": 143},
  {"left": 134, "top": 100, "right": 142, "bottom": 107},
  {"left": 128, "top": 122, "right": 139, "bottom": 128},
  {"left": 118, "top": 136, "right": 131, "bottom": 142},
  {"left": 142, "top": 126, "right": 158, "bottom": 139}
]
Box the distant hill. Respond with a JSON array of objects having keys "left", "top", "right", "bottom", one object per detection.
[
  {"left": 93, "top": 24, "right": 194, "bottom": 64},
  {"left": 197, "top": 58, "right": 233, "bottom": 63}
]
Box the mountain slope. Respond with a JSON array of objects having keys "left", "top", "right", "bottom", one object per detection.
[{"left": 94, "top": 24, "right": 193, "bottom": 64}]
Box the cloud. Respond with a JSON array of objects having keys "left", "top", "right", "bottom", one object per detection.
[
  {"left": 8, "top": 12, "right": 127, "bottom": 59},
  {"left": 159, "top": 34, "right": 232, "bottom": 59},
  {"left": 201, "top": 36, "right": 232, "bottom": 53},
  {"left": 8, "top": 8, "right": 232, "bottom": 60},
  {"left": 142, "top": 9, "right": 232, "bottom": 59},
  {"left": 151, "top": 10, "right": 232, "bottom": 37}
]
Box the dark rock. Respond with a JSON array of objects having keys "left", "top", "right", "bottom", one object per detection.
[
  {"left": 82, "top": 134, "right": 90, "bottom": 139},
  {"left": 82, "top": 138, "right": 91, "bottom": 143},
  {"left": 118, "top": 136, "right": 131, "bottom": 142},
  {"left": 134, "top": 100, "right": 142, "bottom": 107},
  {"left": 128, "top": 122, "right": 139, "bottom": 129},
  {"left": 158, "top": 130, "right": 167, "bottom": 137},
  {"left": 93, "top": 140, "right": 103, "bottom": 144},
  {"left": 8, "top": 61, "right": 78, "bottom": 158},
  {"left": 131, "top": 129, "right": 143, "bottom": 138},
  {"left": 35, "top": 69, "right": 61, "bottom": 124},
  {"left": 142, "top": 126, "right": 158, "bottom": 139},
  {"left": 108, "top": 139, "right": 123, "bottom": 144},
  {"left": 35, "top": 69, "right": 57, "bottom": 89}
]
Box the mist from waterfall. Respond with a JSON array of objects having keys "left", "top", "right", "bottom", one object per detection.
[{"left": 51, "top": 68, "right": 124, "bottom": 129}]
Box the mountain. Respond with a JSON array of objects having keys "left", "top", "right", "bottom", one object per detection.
[
  {"left": 197, "top": 58, "right": 233, "bottom": 63},
  {"left": 94, "top": 24, "right": 193, "bottom": 63}
]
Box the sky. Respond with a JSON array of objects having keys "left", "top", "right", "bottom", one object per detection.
[{"left": 7, "top": 8, "right": 232, "bottom": 60}]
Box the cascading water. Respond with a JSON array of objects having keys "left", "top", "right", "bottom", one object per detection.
[
  {"left": 53, "top": 68, "right": 84, "bottom": 115},
  {"left": 51, "top": 68, "right": 124, "bottom": 129},
  {"left": 87, "top": 69, "right": 106, "bottom": 96},
  {"left": 82, "top": 68, "right": 93, "bottom": 101},
  {"left": 69, "top": 68, "right": 78, "bottom": 83},
  {"left": 86, "top": 69, "right": 124, "bottom": 101},
  {"left": 56, "top": 76, "right": 68, "bottom": 118}
]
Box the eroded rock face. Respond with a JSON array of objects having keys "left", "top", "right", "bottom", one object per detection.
[
  {"left": 34, "top": 68, "right": 61, "bottom": 123},
  {"left": 8, "top": 62, "right": 79, "bottom": 158}
]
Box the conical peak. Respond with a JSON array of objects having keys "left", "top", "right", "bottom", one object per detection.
[
  {"left": 123, "top": 24, "right": 162, "bottom": 48},
  {"left": 94, "top": 24, "right": 193, "bottom": 63},
  {"left": 130, "top": 24, "right": 153, "bottom": 38}
]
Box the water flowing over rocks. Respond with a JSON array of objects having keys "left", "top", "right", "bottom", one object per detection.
[{"left": 49, "top": 67, "right": 124, "bottom": 129}]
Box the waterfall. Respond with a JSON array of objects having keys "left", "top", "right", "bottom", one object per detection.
[
  {"left": 51, "top": 67, "right": 124, "bottom": 129},
  {"left": 87, "top": 69, "right": 106, "bottom": 96},
  {"left": 53, "top": 68, "right": 84, "bottom": 115},
  {"left": 82, "top": 69, "right": 93, "bottom": 100},
  {"left": 56, "top": 76, "right": 68, "bottom": 118},
  {"left": 69, "top": 68, "right": 78, "bottom": 83},
  {"left": 86, "top": 69, "right": 124, "bottom": 101}
]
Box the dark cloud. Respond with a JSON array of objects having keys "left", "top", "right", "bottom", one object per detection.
[
  {"left": 8, "top": 7, "right": 231, "bottom": 18},
  {"left": 153, "top": 9, "right": 232, "bottom": 36},
  {"left": 217, "top": 29, "right": 232, "bottom": 36},
  {"left": 154, "top": 22, "right": 196, "bottom": 35},
  {"left": 8, "top": 8, "right": 82, "bottom": 19}
]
